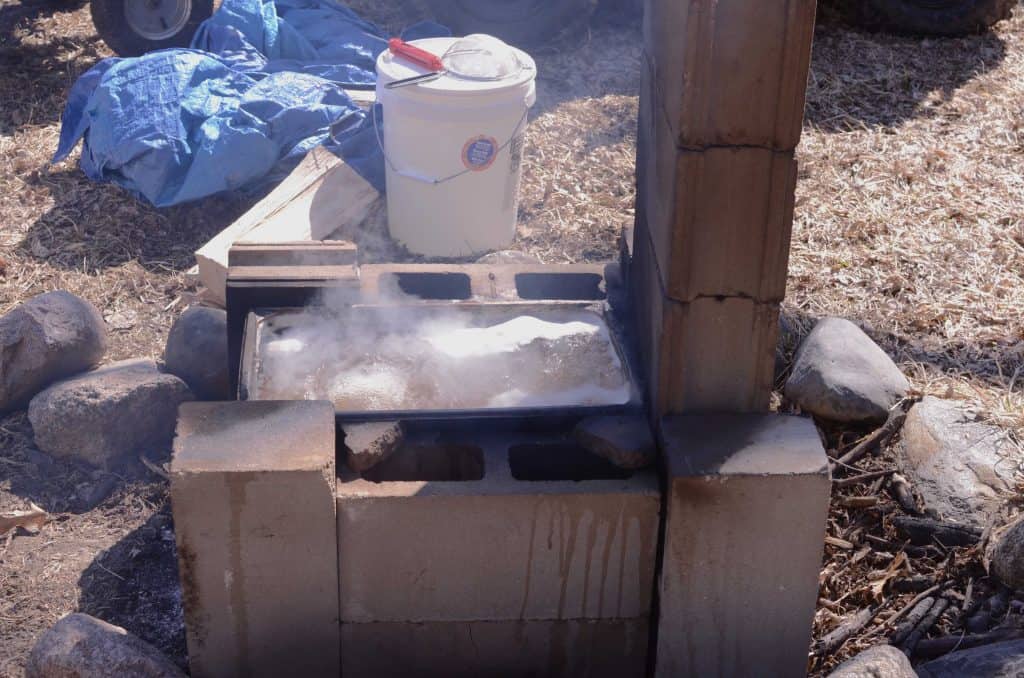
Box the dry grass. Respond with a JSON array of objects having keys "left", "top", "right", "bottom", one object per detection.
[
  {"left": 0, "top": 0, "right": 1023, "bottom": 674},
  {"left": 795, "top": 14, "right": 1024, "bottom": 434}
]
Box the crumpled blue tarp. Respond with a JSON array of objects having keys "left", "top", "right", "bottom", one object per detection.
[{"left": 53, "top": 0, "right": 447, "bottom": 207}]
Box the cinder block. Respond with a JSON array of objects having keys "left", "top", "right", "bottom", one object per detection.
[
  {"left": 171, "top": 400, "right": 339, "bottom": 678},
  {"left": 636, "top": 72, "right": 797, "bottom": 304},
  {"left": 655, "top": 413, "right": 830, "bottom": 677},
  {"left": 341, "top": 618, "right": 649, "bottom": 677},
  {"left": 643, "top": 0, "right": 816, "bottom": 150},
  {"left": 630, "top": 225, "right": 779, "bottom": 417},
  {"left": 337, "top": 432, "right": 660, "bottom": 624}
]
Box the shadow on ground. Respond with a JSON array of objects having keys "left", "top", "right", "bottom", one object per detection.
[
  {"left": 0, "top": 410, "right": 174, "bottom": 516},
  {"left": 78, "top": 508, "right": 188, "bottom": 669},
  {"left": 0, "top": 0, "right": 101, "bottom": 134},
  {"left": 17, "top": 168, "right": 252, "bottom": 274},
  {"left": 806, "top": 12, "right": 1008, "bottom": 130},
  {"left": 776, "top": 308, "right": 1024, "bottom": 400},
  {"left": 0, "top": 0, "right": 88, "bottom": 36},
  {"left": 0, "top": 412, "right": 113, "bottom": 515}
]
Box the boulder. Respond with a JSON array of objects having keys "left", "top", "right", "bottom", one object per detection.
[
  {"left": 343, "top": 421, "right": 404, "bottom": 473},
  {"left": 163, "top": 306, "right": 229, "bottom": 400},
  {"left": 28, "top": 360, "right": 193, "bottom": 467},
  {"left": 26, "top": 612, "right": 185, "bottom": 678},
  {"left": 827, "top": 644, "right": 916, "bottom": 678},
  {"left": 0, "top": 291, "right": 107, "bottom": 412},
  {"left": 784, "top": 317, "right": 909, "bottom": 423},
  {"left": 899, "top": 397, "right": 1015, "bottom": 530},
  {"left": 986, "top": 513, "right": 1024, "bottom": 591},
  {"left": 916, "top": 639, "right": 1024, "bottom": 677},
  {"left": 573, "top": 415, "right": 656, "bottom": 469}
]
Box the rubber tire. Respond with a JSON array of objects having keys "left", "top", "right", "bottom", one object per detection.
[
  {"left": 849, "top": 0, "right": 1015, "bottom": 35},
  {"left": 91, "top": 0, "right": 216, "bottom": 56},
  {"left": 423, "top": 0, "right": 598, "bottom": 48}
]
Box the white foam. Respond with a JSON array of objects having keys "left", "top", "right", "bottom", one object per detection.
[
  {"left": 328, "top": 366, "right": 408, "bottom": 411},
  {"left": 488, "top": 383, "right": 632, "bottom": 408},
  {"left": 425, "top": 315, "right": 600, "bottom": 359},
  {"left": 254, "top": 308, "right": 630, "bottom": 412},
  {"left": 265, "top": 337, "right": 305, "bottom": 354}
]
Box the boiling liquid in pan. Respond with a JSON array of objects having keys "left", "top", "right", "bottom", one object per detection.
[{"left": 251, "top": 306, "right": 632, "bottom": 412}]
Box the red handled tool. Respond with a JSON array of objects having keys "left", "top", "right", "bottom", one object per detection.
[
  {"left": 385, "top": 38, "right": 446, "bottom": 89},
  {"left": 388, "top": 38, "right": 444, "bottom": 72}
]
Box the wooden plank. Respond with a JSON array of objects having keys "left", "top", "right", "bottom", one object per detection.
[
  {"left": 195, "top": 146, "right": 380, "bottom": 306},
  {"left": 227, "top": 265, "right": 360, "bottom": 282},
  {"left": 227, "top": 241, "right": 358, "bottom": 267},
  {"left": 344, "top": 88, "right": 376, "bottom": 109}
]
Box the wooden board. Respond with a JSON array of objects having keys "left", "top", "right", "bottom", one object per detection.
[
  {"left": 227, "top": 241, "right": 358, "bottom": 268},
  {"left": 195, "top": 145, "right": 380, "bottom": 306},
  {"left": 344, "top": 88, "right": 377, "bottom": 109}
]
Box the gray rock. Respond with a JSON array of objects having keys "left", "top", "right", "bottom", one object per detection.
[
  {"left": 344, "top": 421, "right": 404, "bottom": 473},
  {"left": 0, "top": 291, "right": 107, "bottom": 412},
  {"left": 827, "top": 644, "right": 916, "bottom": 678},
  {"left": 26, "top": 612, "right": 185, "bottom": 678},
  {"left": 475, "top": 250, "right": 543, "bottom": 265},
  {"left": 574, "top": 415, "right": 656, "bottom": 469},
  {"left": 163, "top": 306, "right": 229, "bottom": 400},
  {"left": 28, "top": 359, "right": 193, "bottom": 467},
  {"left": 73, "top": 475, "right": 118, "bottom": 512},
  {"left": 986, "top": 514, "right": 1024, "bottom": 591},
  {"left": 916, "top": 639, "right": 1024, "bottom": 677},
  {"left": 775, "top": 312, "right": 799, "bottom": 383},
  {"left": 900, "top": 397, "right": 1016, "bottom": 530},
  {"left": 784, "top": 317, "right": 909, "bottom": 423}
]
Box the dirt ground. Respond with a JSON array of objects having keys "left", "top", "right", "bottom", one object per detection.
[{"left": 1, "top": 0, "right": 1022, "bottom": 675}]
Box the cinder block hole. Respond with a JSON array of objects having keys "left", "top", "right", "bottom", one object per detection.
[
  {"left": 508, "top": 444, "right": 632, "bottom": 481},
  {"left": 389, "top": 273, "right": 472, "bottom": 300},
  {"left": 514, "top": 273, "right": 605, "bottom": 300},
  {"left": 361, "top": 444, "right": 485, "bottom": 482}
]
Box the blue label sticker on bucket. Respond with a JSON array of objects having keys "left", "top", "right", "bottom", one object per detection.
[{"left": 462, "top": 135, "right": 498, "bottom": 172}]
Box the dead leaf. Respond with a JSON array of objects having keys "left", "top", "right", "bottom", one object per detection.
[
  {"left": 852, "top": 546, "right": 872, "bottom": 564},
  {"left": 826, "top": 536, "right": 855, "bottom": 550},
  {"left": 0, "top": 502, "right": 49, "bottom": 536},
  {"left": 139, "top": 455, "right": 169, "bottom": 480},
  {"left": 868, "top": 551, "right": 908, "bottom": 601}
]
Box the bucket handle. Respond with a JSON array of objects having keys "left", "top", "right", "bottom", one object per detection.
[{"left": 372, "top": 103, "right": 529, "bottom": 186}]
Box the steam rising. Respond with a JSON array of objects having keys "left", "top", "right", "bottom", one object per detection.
[{"left": 249, "top": 285, "right": 631, "bottom": 412}]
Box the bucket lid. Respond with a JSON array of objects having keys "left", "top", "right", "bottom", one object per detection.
[{"left": 377, "top": 36, "right": 536, "bottom": 95}]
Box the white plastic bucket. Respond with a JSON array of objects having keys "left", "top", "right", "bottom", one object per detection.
[{"left": 375, "top": 36, "right": 537, "bottom": 257}]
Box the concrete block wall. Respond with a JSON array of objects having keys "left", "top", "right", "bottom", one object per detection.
[
  {"left": 336, "top": 431, "right": 660, "bottom": 676},
  {"left": 631, "top": 229, "right": 780, "bottom": 415},
  {"left": 171, "top": 401, "right": 339, "bottom": 678},
  {"left": 169, "top": 406, "right": 829, "bottom": 677},
  {"left": 342, "top": 619, "right": 649, "bottom": 678},
  {"left": 643, "top": 0, "right": 816, "bottom": 151},
  {"left": 655, "top": 413, "right": 830, "bottom": 677},
  {"left": 633, "top": 0, "right": 817, "bottom": 417}
]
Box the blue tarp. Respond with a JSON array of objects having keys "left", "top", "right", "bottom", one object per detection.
[{"left": 53, "top": 0, "right": 447, "bottom": 207}]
